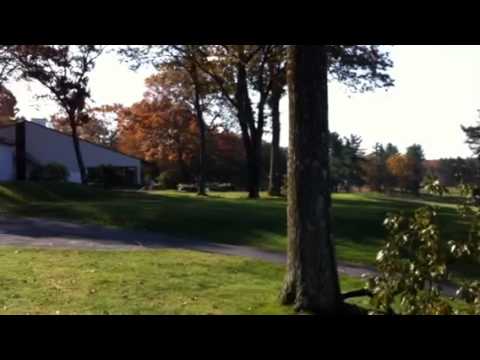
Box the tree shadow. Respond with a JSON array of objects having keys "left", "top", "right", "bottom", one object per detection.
[{"left": 3, "top": 188, "right": 478, "bottom": 281}]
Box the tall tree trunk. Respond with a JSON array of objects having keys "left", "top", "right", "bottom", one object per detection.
[
  {"left": 246, "top": 148, "right": 261, "bottom": 199},
  {"left": 70, "top": 117, "right": 87, "bottom": 185},
  {"left": 268, "top": 89, "right": 282, "bottom": 197},
  {"left": 241, "top": 139, "right": 261, "bottom": 199},
  {"left": 255, "top": 98, "right": 266, "bottom": 197},
  {"left": 197, "top": 118, "right": 207, "bottom": 195},
  {"left": 236, "top": 62, "right": 261, "bottom": 199},
  {"left": 194, "top": 47, "right": 266, "bottom": 199},
  {"left": 191, "top": 64, "right": 208, "bottom": 196},
  {"left": 280, "top": 45, "right": 342, "bottom": 314}
]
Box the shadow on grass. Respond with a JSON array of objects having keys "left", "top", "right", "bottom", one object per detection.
[
  {"left": 386, "top": 190, "right": 467, "bottom": 205},
  {"left": 4, "top": 191, "right": 411, "bottom": 257},
  {"left": 2, "top": 186, "right": 479, "bottom": 281},
  {"left": 0, "top": 182, "right": 119, "bottom": 203}
]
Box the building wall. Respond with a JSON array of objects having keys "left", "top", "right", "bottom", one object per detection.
[
  {"left": 25, "top": 122, "right": 142, "bottom": 184},
  {"left": 0, "top": 125, "right": 15, "bottom": 143},
  {"left": 0, "top": 144, "right": 15, "bottom": 181}
]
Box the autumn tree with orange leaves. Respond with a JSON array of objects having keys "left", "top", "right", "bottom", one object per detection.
[
  {"left": 120, "top": 45, "right": 225, "bottom": 196},
  {"left": 386, "top": 154, "right": 411, "bottom": 191},
  {"left": 116, "top": 76, "right": 199, "bottom": 180},
  {"left": 386, "top": 145, "right": 425, "bottom": 194},
  {"left": 115, "top": 72, "right": 252, "bottom": 187}
]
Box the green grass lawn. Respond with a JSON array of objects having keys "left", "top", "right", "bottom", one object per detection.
[
  {"left": 0, "top": 182, "right": 477, "bottom": 314},
  {"left": 0, "top": 182, "right": 477, "bottom": 278},
  {"left": 0, "top": 247, "right": 369, "bottom": 315}
]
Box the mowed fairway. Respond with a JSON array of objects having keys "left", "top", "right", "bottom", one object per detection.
[
  {"left": 0, "top": 183, "right": 467, "bottom": 267},
  {"left": 0, "top": 183, "right": 476, "bottom": 314}
]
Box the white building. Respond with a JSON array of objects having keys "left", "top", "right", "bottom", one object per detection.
[{"left": 0, "top": 119, "right": 144, "bottom": 185}]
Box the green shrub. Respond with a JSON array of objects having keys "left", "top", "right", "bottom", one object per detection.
[
  {"left": 29, "top": 163, "right": 69, "bottom": 182},
  {"left": 366, "top": 206, "right": 452, "bottom": 315},
  {"left": 157, "top": 169, "right": 183, "bottom": 190},
  {"left": 367, "top": 177, "right": 480, "bottom": 315}
]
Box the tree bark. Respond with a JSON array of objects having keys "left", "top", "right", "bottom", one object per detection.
[
  {"left": 191, "top": 64, "right": 208, "bottom": 196},
  {"left": 235, "top": 62, "right": 261, "bottom": 199},
  {"left": 268, "top": 88, "right": 282, "bottom": 197},
  {"left": 70, "top": 117, "right": 87, "bottom": 185},
  {"left": 247, "top": 142, "right": 262, "bottom": 199},
  {"left": 197, "top": 117, "right": 207, "bottom": 196},
  {"left": 193, "top": 47, "right": 267, "bottom": 199},
  {"left": 280, "top": 46, "right": 342, "bottom": 314}
]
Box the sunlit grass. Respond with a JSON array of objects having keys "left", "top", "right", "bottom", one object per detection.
[
  {"left": 0, "top": 182, "right": 476, "bottom": 278},
  {"left": 0, "top": 247, "right": 368, "bottom": 315}
]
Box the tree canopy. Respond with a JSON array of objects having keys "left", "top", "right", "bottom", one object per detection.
[{"left": 0, "top": 85, "right": 16, "bottom": 122}]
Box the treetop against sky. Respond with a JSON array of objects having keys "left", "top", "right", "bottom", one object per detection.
[{"left": 5, "top": 45, "right": 480, "bottom": 159}]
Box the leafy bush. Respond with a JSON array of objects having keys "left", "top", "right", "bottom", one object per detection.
[
  {"left": 366, "top": 177, "right": 480, "bottom": 315},
  {"left": 29, "top": 163, "right": 69, "bottom": 182},
  {"left": 366, "top": 206, "right": 452, "bottom": 315},
  {"left": 157, "top": 169, "right": 183, "bottom": 190}
]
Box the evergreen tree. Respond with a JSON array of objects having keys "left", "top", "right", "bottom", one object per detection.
[{"left": 406, "top": 144, "right": 425, "bottom": 195}]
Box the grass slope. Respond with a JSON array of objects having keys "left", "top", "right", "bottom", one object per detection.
[
  {"left": 0, "top": 247, "right": 367, "bottom": 315},
  {"left": 0, "top": 182, "right": 476, "bottom": 277}
]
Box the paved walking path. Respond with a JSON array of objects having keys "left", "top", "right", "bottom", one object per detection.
[{"left": 0, "top": 215, "right": 457, "bottom": 296}]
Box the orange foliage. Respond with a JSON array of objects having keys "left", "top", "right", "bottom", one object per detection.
[
  {"left": 387, "top": 154, "right": 414, "bottom": 190},
  {"left": 117, "top": 98, "right": 199, "bottom": 165},
  {"left": 114, "top": 72, "right": 201, "bottom": 171}
]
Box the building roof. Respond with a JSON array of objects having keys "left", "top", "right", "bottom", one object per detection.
[{"left": 23, "top": 121, "right": 148, "bottom": 163}]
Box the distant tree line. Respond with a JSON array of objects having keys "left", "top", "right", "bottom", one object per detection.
[
  {"left": 17, "top": 61, "right": 478, "bottom": 196},
  {"left": 0, "top": 45, "right": 394, "bottom": 198},
  {"left": 424, "top": 158, "right": 480, "bottom": 187},
  {"left": 48, "top": 74, "right": 287, "bottom": 191},
  {"left": 327, "top": 140, "right": 427, "bottom": 195},
  {"left": 47, "top": 83, "right": 452, "bottom": 197},
  {"left": 329, "top": 133, "right": 365, "bottom": 192}
]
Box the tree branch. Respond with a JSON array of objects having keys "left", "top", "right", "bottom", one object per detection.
[{"left": 341, "top": 289, "right": 373, "bottom": 300}]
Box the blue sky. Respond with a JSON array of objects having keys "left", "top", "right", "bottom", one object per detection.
[{"left": 6, "top": 45, "right": 480, "bottom": 159}]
